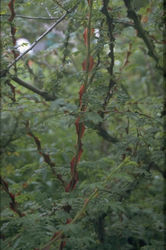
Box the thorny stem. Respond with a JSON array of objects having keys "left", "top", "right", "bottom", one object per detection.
[
  {"left": 0, "top": 176, "right": 24, "bottom": 218},
  {"left": 70, "top": 0, "right": 94, "bottom": 191}
]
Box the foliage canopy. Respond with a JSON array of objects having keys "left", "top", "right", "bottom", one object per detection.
[{"left": 0, "top": 0, "right": 165, "bottom": 249}]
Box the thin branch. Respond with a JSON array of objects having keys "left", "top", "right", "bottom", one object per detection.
[
  {"left": 0, "top": 0, "right": 82, "bottom": 77},
  {"left": 52, "top": 0, "right": 67, "bottom": 12},
  {"left": 113, "top": 18, "right": 134, "bottom": 27},
  {"left": 0, "top": 14, "right": 59, "bottom": 20},
  {"left": 1, "top": 15, "right": 135, "bottom": 26},
  {"left": 41, "top": 3, "right": 53, "bottom": 18},
  {"left": 6, "top": 12, "right": 68, "bottom": 72},
  {"left": 11, "top": 76, "right": 56, "bottom": 101}
]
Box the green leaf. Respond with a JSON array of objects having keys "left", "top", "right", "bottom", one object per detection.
[
  {"left": 150, "top": 240, "right": 164, "bottom": 246},
  {"left": 86, "top": 111, "right": 103, "bottom": 124},
  {"left": 113, "top": 172, "right": 133, "bottom": 182},
  {"left": 110, "top": 201, "right": 125, "bottom": 213}
]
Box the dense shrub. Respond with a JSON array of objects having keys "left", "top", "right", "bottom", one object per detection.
[{"left": 0, "top": 0, "right": 165, "bottom": 249}]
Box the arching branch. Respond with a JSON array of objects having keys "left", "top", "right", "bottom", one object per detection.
[{"left": 11, "top": 76, "right": 56, "bottom": 101}]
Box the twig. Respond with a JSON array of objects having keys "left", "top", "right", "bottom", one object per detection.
[
  {"left": 5, "top": 13, "right": 68, "bottom": 72},
  {"left": 0, "top": 14, "right": 59, "bottom": 20},
  {"left": 52, "top": 0, "right": 67, "bottom": 12},
  {"left": 0, "top": 0, "right": 82, "bottom": 77},
  {"left": 113, "top": 18, "right": 134, "bottom": 27},
  {"left": 41, "top": 2, "right": 53, "bottom": 18},
  {"left": 1, "top": 15, "right": 135, "bottom": 27}
]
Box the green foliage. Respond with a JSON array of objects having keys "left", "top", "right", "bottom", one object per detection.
[{"left": 0, "top": 0, "right": 164, "bottom": 250}]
